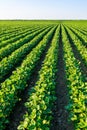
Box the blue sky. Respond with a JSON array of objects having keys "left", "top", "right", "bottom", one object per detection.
[{"left": 0, "top": 0, "right": 87, "bottom": 19}]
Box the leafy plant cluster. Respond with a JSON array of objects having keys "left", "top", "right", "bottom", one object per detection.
[
  {"left": 0, "top": 26, "right": 56, "bottom": 130},
  {"left": 0, "top": 26, "right": 39, "bottom": 49},
  {"left": 69, "top": 26, "right": 87, "bottom": 46},
  {"left": 65, "top": 26, "right": 87, "bottom": 67},
  {"left": 0, "top": 26, "right": 52, "bottom": 82},
  {"left": 62, "top": 25, "right": 87, "bottom": 130},
  {"left": 17, "top": 26, "right": 60, "bottom": 130},
  {"left": 0, "top": 25, "right": 49, "bottom": 61},
  {"left": 0, "top": 25, "right": 22, "bottom": 38}
]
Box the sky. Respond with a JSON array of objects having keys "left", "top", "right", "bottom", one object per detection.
[{"left": 0, "top": 0, "right": 87, "bottom": 20}]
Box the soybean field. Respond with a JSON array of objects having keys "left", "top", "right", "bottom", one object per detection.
[{"left": 0, "top": 20, "right": 87, "bottom": 130}]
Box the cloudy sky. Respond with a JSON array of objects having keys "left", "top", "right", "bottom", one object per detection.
[{"left": 0, "top": 0, "right": 87, "bottom": 19}]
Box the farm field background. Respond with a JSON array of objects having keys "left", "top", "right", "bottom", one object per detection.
[{"left": 0, "top": 20, "right": 87, "bottom": 130}]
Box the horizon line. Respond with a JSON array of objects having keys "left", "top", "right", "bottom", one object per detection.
[{"left": 0, "top": 19, "right": 87, "bottom": 21}]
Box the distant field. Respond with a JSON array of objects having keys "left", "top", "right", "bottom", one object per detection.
[{"left": 0, "top": 20, "right": 87, "bottom": 130}]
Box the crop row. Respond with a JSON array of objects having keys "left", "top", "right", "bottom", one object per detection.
[
  {"left": 0, "top": 25, "right": 23, "bottom": 37},
  {"left": 64, "top": 26, "right": 87, "bottom": 67},
  {"left": 0, "top": 26, "right": 39, "bottom": 49},
  {"left": 66, "top": 26, "right": 87, "bottom": 47},
  {"left": 72, "top": 26, "right": 87, "bottom": 35},
  {"left": 62, "top": 25, "right": 87, "bottom": 130},
  {"left": 0, "top": 24, "right": 51, "bottom": 49},
  {"left": 0, "top": 26, "right": 56, "bottom": 129},
  {"left": 0, "top": 26, "right": 52, "bottom": 82},
  {"left": 17, "top": 25, "right": 60, "bottom": 130},
  {"left": 0, "top": 25, "right": 51, "bottom": 61},
  {"left": 0, "top": 25, "right": 31, "bottom": 42}
]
